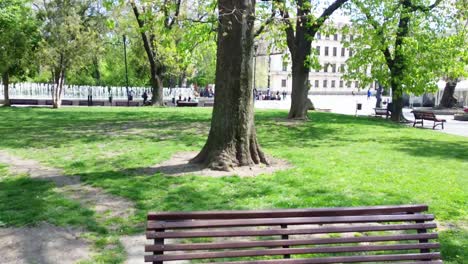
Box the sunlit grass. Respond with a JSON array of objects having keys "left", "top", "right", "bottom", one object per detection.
[{"left": 0, "top": 106, "right": 466, "bottom": 263}]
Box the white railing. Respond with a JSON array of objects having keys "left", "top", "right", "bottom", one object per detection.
[{"left": 0, "top": 82, "right": 196, "bottom": 100}]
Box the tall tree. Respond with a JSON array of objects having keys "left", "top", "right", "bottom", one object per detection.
[
  {"left": 36, "top": 0, "right": 104, "bottom": 108},
  {"left": 129, "top": 0, "right": 182, "bottom": 106},
  {"left": 275, "top": 0, "right": 349, "bottom": 120},
  {"left": 0, "top": 0, "right": 38, "bottom": 106},
  {"left": 191, "top": 0, "right": 268, "bottom": 170},
  {"left": 345, "top": 0, "right": 444, "bottom": 121}
]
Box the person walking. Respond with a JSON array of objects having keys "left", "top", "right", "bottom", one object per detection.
[{"left": 367, "top": 89, "right": 371, "bottom": 100}]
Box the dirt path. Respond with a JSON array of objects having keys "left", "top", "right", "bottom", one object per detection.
[{"left": 0, "top": 150, "right": 136, "bottom": 263}]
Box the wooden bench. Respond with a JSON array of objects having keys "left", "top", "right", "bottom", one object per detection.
[
  {"left": 115, "top": 101, "right": 140, "bottom": 106},
  {"left": 177, "top": 101, "right": 198, "bottom": 107},
  {"left": 412, "top": 111, "right": 446, "bottom": 130},
  {"left": 10, "top": 99, "right": 39, "bottom": 105},
  {"left": 45, "top": 100, "right": 73, "bottom": 106},
  {"left": 145, "top": 204, "right": 442, "bottom": 263},
  {"left": 374, "top": 108, "right": 391, "bottom": 119}
]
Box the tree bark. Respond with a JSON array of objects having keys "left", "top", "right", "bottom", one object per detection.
[
  {"left": 191, "top": 0, "right": 268, "bottom": 171},
  {"left": 2, "top": 72, "right": 10, "bottom": 107},
  {"left": 52, "top": 68, "right": 65, "bottom": 109},
  {"left": 288, "top": 58, "right": 310, "bottom": 119},
  {"left": 439, "top": 80, "right": 458, "bottom": 108}
]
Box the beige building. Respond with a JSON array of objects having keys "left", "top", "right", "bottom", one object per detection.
[{"left": 264, "top": 26, "right": 376, "bottom": 95}]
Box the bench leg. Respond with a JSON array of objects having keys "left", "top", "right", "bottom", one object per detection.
[{"left": 281, "top": 224, "right": 290, "bottom": 259}]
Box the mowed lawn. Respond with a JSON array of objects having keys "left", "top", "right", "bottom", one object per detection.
[{"left": 0, "top": 107, "right": 466, "bottom": 263}]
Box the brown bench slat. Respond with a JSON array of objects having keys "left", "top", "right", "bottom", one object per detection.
[
  {"left": 145, "top": 233, "right": 438, "bottom": 252},
  {"left": 145, "top": 243, "right": 440, "bottom": 262},
  {"left": 148, "top": 205, "right": 428, "bottom": 220},
  {"left": 146, "top": 223, "right": 437, "bottom": 239},
  {"left": 212, "top": 253, "right": 441, "bottom": 264},
  {"left": 147, "top": 214, "right": 434, "bottom": 230}
]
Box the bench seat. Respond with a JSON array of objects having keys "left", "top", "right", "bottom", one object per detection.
[
  {"left": 412, "top": 111, "right": 446, "bottom": 129},
  {"left": 145, "top": 205, "right": 442, "bottom": 263},
  {"left": 374, "top": 108, "right": 391, "bottom": 119}
]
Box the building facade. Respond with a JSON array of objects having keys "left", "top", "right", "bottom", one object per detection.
[{"left": 268, "top": 31, "right": 375, "bottom": 95}]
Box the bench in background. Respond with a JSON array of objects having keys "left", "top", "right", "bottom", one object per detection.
[
  {"left": 10, "top": 99, "right": 39, "bottom": 105},
  {"left": 145, "top": 204, "right": 442, "bottom": 263},
  {"left": 374, "top": 108, "right": 391, "bottom": 119},
  {"left": 412, "top": 110, "right": 446, "bottom": 130}
]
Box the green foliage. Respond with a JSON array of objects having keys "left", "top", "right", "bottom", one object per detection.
[
  {"left": 344, "top": 0, "right": 463, "bottom": 95},
  {"left": 0, "top": 0, "right": 39, "bottom": 78},
  {"left": 35, "top": 0, "right": 106, "bottom": 80}
]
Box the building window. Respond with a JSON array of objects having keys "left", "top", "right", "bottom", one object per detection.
[
  {"left": 355, "top": 81, "right": 359, "bottom": 89},
  {"left": 334, "top": 34, "right": 338, "bottom": 41},
  {"left": 341, "top": 47, "right": 345, "bottom": 57},
  {"left": 331, "top": 80, "right": 336, "bottom": 88},
  {"left": 339, "top": 80, "right": 344, "bottom": 88},
  {"left": 340, "top": 64, "right": 345, "bottom": 73},
  {"left": 342, "top": 34, "right": 346, "bottom": 41},
  {"left": 316, "top": 46, "right": 320, "bottom": 55},
  {"left": 317, "top": 33, "right": 321, "bottom": 39},
  {"left": 281, "top": 79, "right": 287, "bottom": 88},
  {"left": 347, "top": 81, "right": 351, "bottom": 88},
  {"left": 325, "top": 34, "right": 330, "bottom": 40},
  {"left": 349, "top": 49, "right": 353, "bottom": 57},
  {"left": 350, "top": 35, "right": 354, "bottom": 41},
  {"left": 315, "top": 80, "right": 319, "bottom": 88},
  {"left": 282, "top": 61, "right": 288, "bottom": 72},
  {"left": 325, "top": 46, "right": 329, "bottom": 56},
  {"left": 323, "top": 80, "right": 328, "bottom": 88},
  {"left": 324, "top": 64, "right": 328, "bottom": 72},
  {"left": 332, "top": 64, "right": 336, "bottom": 73},
  {"left": 333, "top": 47, "right": 337, "bottom": 56}
]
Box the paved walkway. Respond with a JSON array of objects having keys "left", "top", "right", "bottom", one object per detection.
[
  {"left": 255, "top": 96, "right": 468, "bottom": 137},
  {"left": 0, "top": 150, "right": 137, "bottom": 264}
]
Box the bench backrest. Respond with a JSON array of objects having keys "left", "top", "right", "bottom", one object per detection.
[
  {"left": 145, "top": 205, "right": 442, "bottom": 263},
  {"left": 413, "top": 111, "right": 436, "bottom": 120}
]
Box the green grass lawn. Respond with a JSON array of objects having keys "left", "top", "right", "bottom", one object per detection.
[{"left": 0, "top": 107, "right": 466, "bottom": 263}]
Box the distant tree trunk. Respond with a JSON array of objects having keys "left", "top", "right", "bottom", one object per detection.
[
  {"left": 440, "top": 80, "right": 458, "bottom": 108},
  {"left": 52, "top": 67, "right": 65, "bottom": 109},
  {"left": 191, "top": 0, "right": 268, "bottom": 171},
  {"left": 280, "top": 0, "right": 349, "bottom": 120},
  {"left": 2, "top": 72, "right": 10, "bottom": 107}
]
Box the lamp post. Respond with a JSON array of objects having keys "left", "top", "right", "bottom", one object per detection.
[
  {"left": 253, "top": 44, "right": 258, "bottom": 91},
  {"left": 123, "top": 34, "right": 130, "bottom": 106}
]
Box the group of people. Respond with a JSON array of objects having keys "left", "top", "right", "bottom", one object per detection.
[{"left": 254, "top": 89, "right": 287, "bottom": 101}]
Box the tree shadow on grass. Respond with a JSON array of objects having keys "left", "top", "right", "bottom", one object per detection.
[
  {"left": 390, "top": 137, "right": 468, "bottom": 161},
  {"left": 0, "top": 176, "right": 103, "bottom": 232}
]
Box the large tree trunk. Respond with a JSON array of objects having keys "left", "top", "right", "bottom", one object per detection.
[
  {"left": 2, "top": 72, "right": 10, "bottom": 107},
  {"left": 439, "top": 80, "right": 458, "bottom": 108},
  {"left": 191, "top": 0, "right": 268, "bottom": 171},
  {"left": 390, "top": 88, "right": 404, "bottom": 122},
  {"left": 288, "top": 59, "right": 310, "bottom": 119}
]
